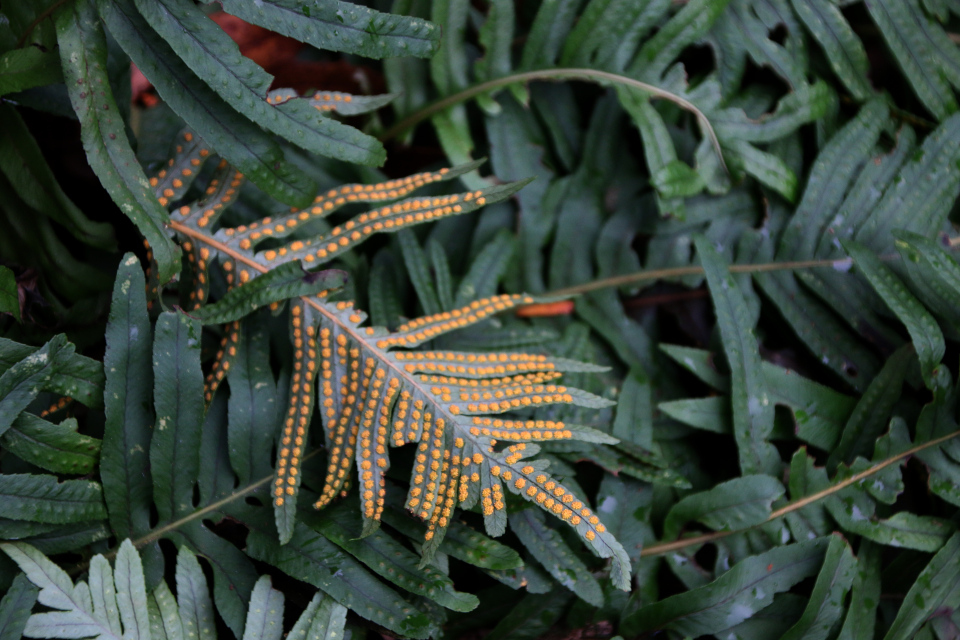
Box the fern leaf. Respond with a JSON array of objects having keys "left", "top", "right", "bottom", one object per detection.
[
  {"left": 0, "top": 574, "right": 38, "bottom": 640},
  {"left": 101, "top": 255, "right": 163, "bottom": 583},
  {"left": 285, "top": 592, "right": 346, "bottom": 640},
  {"left": 98, "top": 0, "right": 317, "bottom": 208},
  {"left": 150, "top": 311, "right": 205, "bottom": 522},
  {"left": 630, "top": 0, "right": 734, "bottom": 81},
  {"left": 267, "top": 88, "right": 396, "bottom": 116},
  {"left": 303, "top": 502, "right": 479, "bottom": 611},
  {"left": 0, "top": 414, "right": 100, "bottom": 475},
  {"left": 0, "top": 104, "right": 115, "bottom": 251},
  {"left": 0, "top": 335, "right": 97, "bottom": 436},
  {"left": 844, "top": 240, "right": 945, "bottom": 389},
  {"left": 218, "top": 0, "right": 440, "bottom": 60},
  {"left": 622, "top": 537, "right": 831, "bottom": 637},
  {"left": 790, "top": 0, "right": 872, "bottom": 100},
  {"left": 864, "top": 0, "right": 959, "bottom": 120},
  {"left": 53, "top": 0, "right": 181, "bottom": 284},
  {"left": 243, "top": 509, "right": 436, "bottom": 639},
  {"left": 780, "top": 535, "right": 857, "bottom": 640},
  {"left": 0, "top": 540, "right": 144, "bottom": 640},
  {"left": 145, "top": 144, "right": 632, "bottom": 588},
  {"left": 1, "top": 541, "right": 350, "bottom": 640},
  {"left": 133, "top": 0, "right": 385, "bottom": 167},
  {"left": 696, "top": 237, "right": 779, "bottom": 477},
  {"left": 883, "top": 532, "right": 960, "bottom": 640},
  {"left": 0, "top": 338, "right": 103, "bottom": 411},
  {"left": 509, "top": 508, "right": 604, "bottom": 606}
]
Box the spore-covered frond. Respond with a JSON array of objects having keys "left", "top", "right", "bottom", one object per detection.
[
  {"left": 290, "top": 293, "right": 629, "bottom": 588},
  {"left": 142, "top": 137, "right": 631, "bottom": 589}
]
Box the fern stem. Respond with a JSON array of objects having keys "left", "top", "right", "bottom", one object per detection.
[
  {"left": 639, "top": 427, "right": 960, "bottom": 558},
  {"left": 69, "top": 448, "right": 324, "bottom": 575},
  {"left": 16, "top": 0, "right": 74, "bottom": 48},
  {"left": 548, "top": 257, "right": 858, "bottom": 296},
  {"left": 550, "top": 234, "right": 960, "bottom": 296},
  {"left": 379, "top": 67, "right": 727, "bottom": 174}
]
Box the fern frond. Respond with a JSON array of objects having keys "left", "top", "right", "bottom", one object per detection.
[
  {"left": 147, "top": 136, "right": 632, "bottom": 588},
  {"left": 0, "top": 540, "right": 349, "bottom": 640}
]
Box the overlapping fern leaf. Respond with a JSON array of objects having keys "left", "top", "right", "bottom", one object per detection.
[
  {"left": 0, "top": 539, "right": 349, "bottom": 640},
  {"left": 45, "top": 0, "right": 439, "bottom": 285},
  {"left": 146, "top": 131, "right": 632, "bottom": 588}
]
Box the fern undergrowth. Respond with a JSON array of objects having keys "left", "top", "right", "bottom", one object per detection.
[{"left": 7, "top": 0, "right": 960, "bottom": 638}]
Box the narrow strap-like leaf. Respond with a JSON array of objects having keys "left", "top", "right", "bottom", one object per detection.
[
  {"left": 629, "top": 0, "right": 733, "bottom": 80},
  {"left": 170, "top": 521, "right": 258, "bottom": 640},
  {"left": 836, "top": 541, "right": 881, "bottom": 640},
  {"left": 509, "top": 508, "right": 604, "bottom": 607},
  {"left": 1, "top": 413, "right": 101, "bottom": 475},
  {"left": 398, "top": 229, "right": 442, "bottom": 315},
  {"left": 54, "top": 0, "right": 180, "bottom": 283},
  {"left": 101, "top": 255, "right": 161, "bottom": 581},
  {"left": 0, "top": 337, "right": 103, "bottom": 409},
  {"left": 114, "top": 540, "right": 151, "bottom": 640},
  {"left": 136, "top": 0, "right": 385, "bottom": 166},
  {"left": 175, "top": 547, "right": 216, "bottom": 640},
  {"left": 780, "top": 535, "right": 857, "bottom": 640},
  {"left": 0, "top": 104, "right": 114, "bottom": 249},
  {"left": 755, "top": 270, "right": 877, "bottom": 391},
  {"left": 883, "top": 532, "right": 960, "bottom": 640},
  {"left": 227, "top": 317, "right": 279, "bottom": 486},
  {"left": 241, "top": 576, "right": 284, "bottom": 640},
  {"left": 0, "top": 573, "right": 38, "bottom": 640},
  {"left": 864, "top": 0, "right": 958, "bottom": 120},
  {"left": 303, "top": 505, "right": 479, "bottom": 612},
  {"left": 621, "top": 537, "right": 830, "bottom": 636},
  {"left": 662, "top": 475, "right": 785, "bottom": 541},
  {"left": 150, "top": 311, "right": 205, "bottom": 522},
  {"left": 845, "top": 240, "right": 945, "bottom": 389},
  {"left": 696, "top": 237, "right": 779, "bottom": 476},
  {"left": 244, "top": 515, "right": 435, "bottom": 639},
  {"left": 0, "top": 334, "right": 71, "bottom": 437},
  {"left": 273, "top": 301, "right": 320, "bottom": 543},
  {"left": 98, "top": 0, "right": 317, "bottom": 208},
  {"left": 148, "top": 581, "right": 183, "bottom": 640},
  {"left": 89, "top": 554, "right": 122, "bottom": 638},
  {"left": 427, "top": 239, "right": 455, "bottom": 311},
  {"left": 828, "top": 345, "right": 912, "bottom": 469},
  {"left": 791, "top": 0, "right": 872, "bottom": 100},
  {"left": 286, "top": 592, "right": 347, "bottom": 640},
  {"left": 0, "top": 474, "right": 106, "bottom": 524},
  {"left": 454, "top": 229, "right": 515, "bottom": 308},
  {"left": 219, "top": 0, "right": 440, "bottom": 59}
]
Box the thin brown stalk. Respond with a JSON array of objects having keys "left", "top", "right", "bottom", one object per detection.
[
  {"left": 16, "top": 0, "right": 73, "bottom": 48},
  {"left": 640, "top": 428, "right": 960, "bottom": 558},
  {"left": 379, "top": 68, "right": 727, "bottom": 174}
]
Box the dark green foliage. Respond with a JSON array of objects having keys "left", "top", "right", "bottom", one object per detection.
[{"left": 6, "top": 0, "right": 960, "bottom": 638}]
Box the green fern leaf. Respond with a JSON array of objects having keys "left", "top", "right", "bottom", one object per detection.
[
  {"left": 621, "top": 536, "right": 831, "bottom": 637},
  {"left": 53, "top": 0, "right": 181, "bottom": 284},
  {"left": 98, "top": 0, "right": 318, "bottom": 208},
  {"left": 219, "top": 0, "right": 440, "bottom": 60},
  {"left": 790, "top": 0, "right": 872, "bottom": 100},
  {"left": 132, "top": 0, "right": 385, "bottom": 168},
  {"left": 0, "top": 541, "right": 350, "bottom": 640},
  {"left": 0, "top": 574, "right": 38, "bottom": 640}
]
